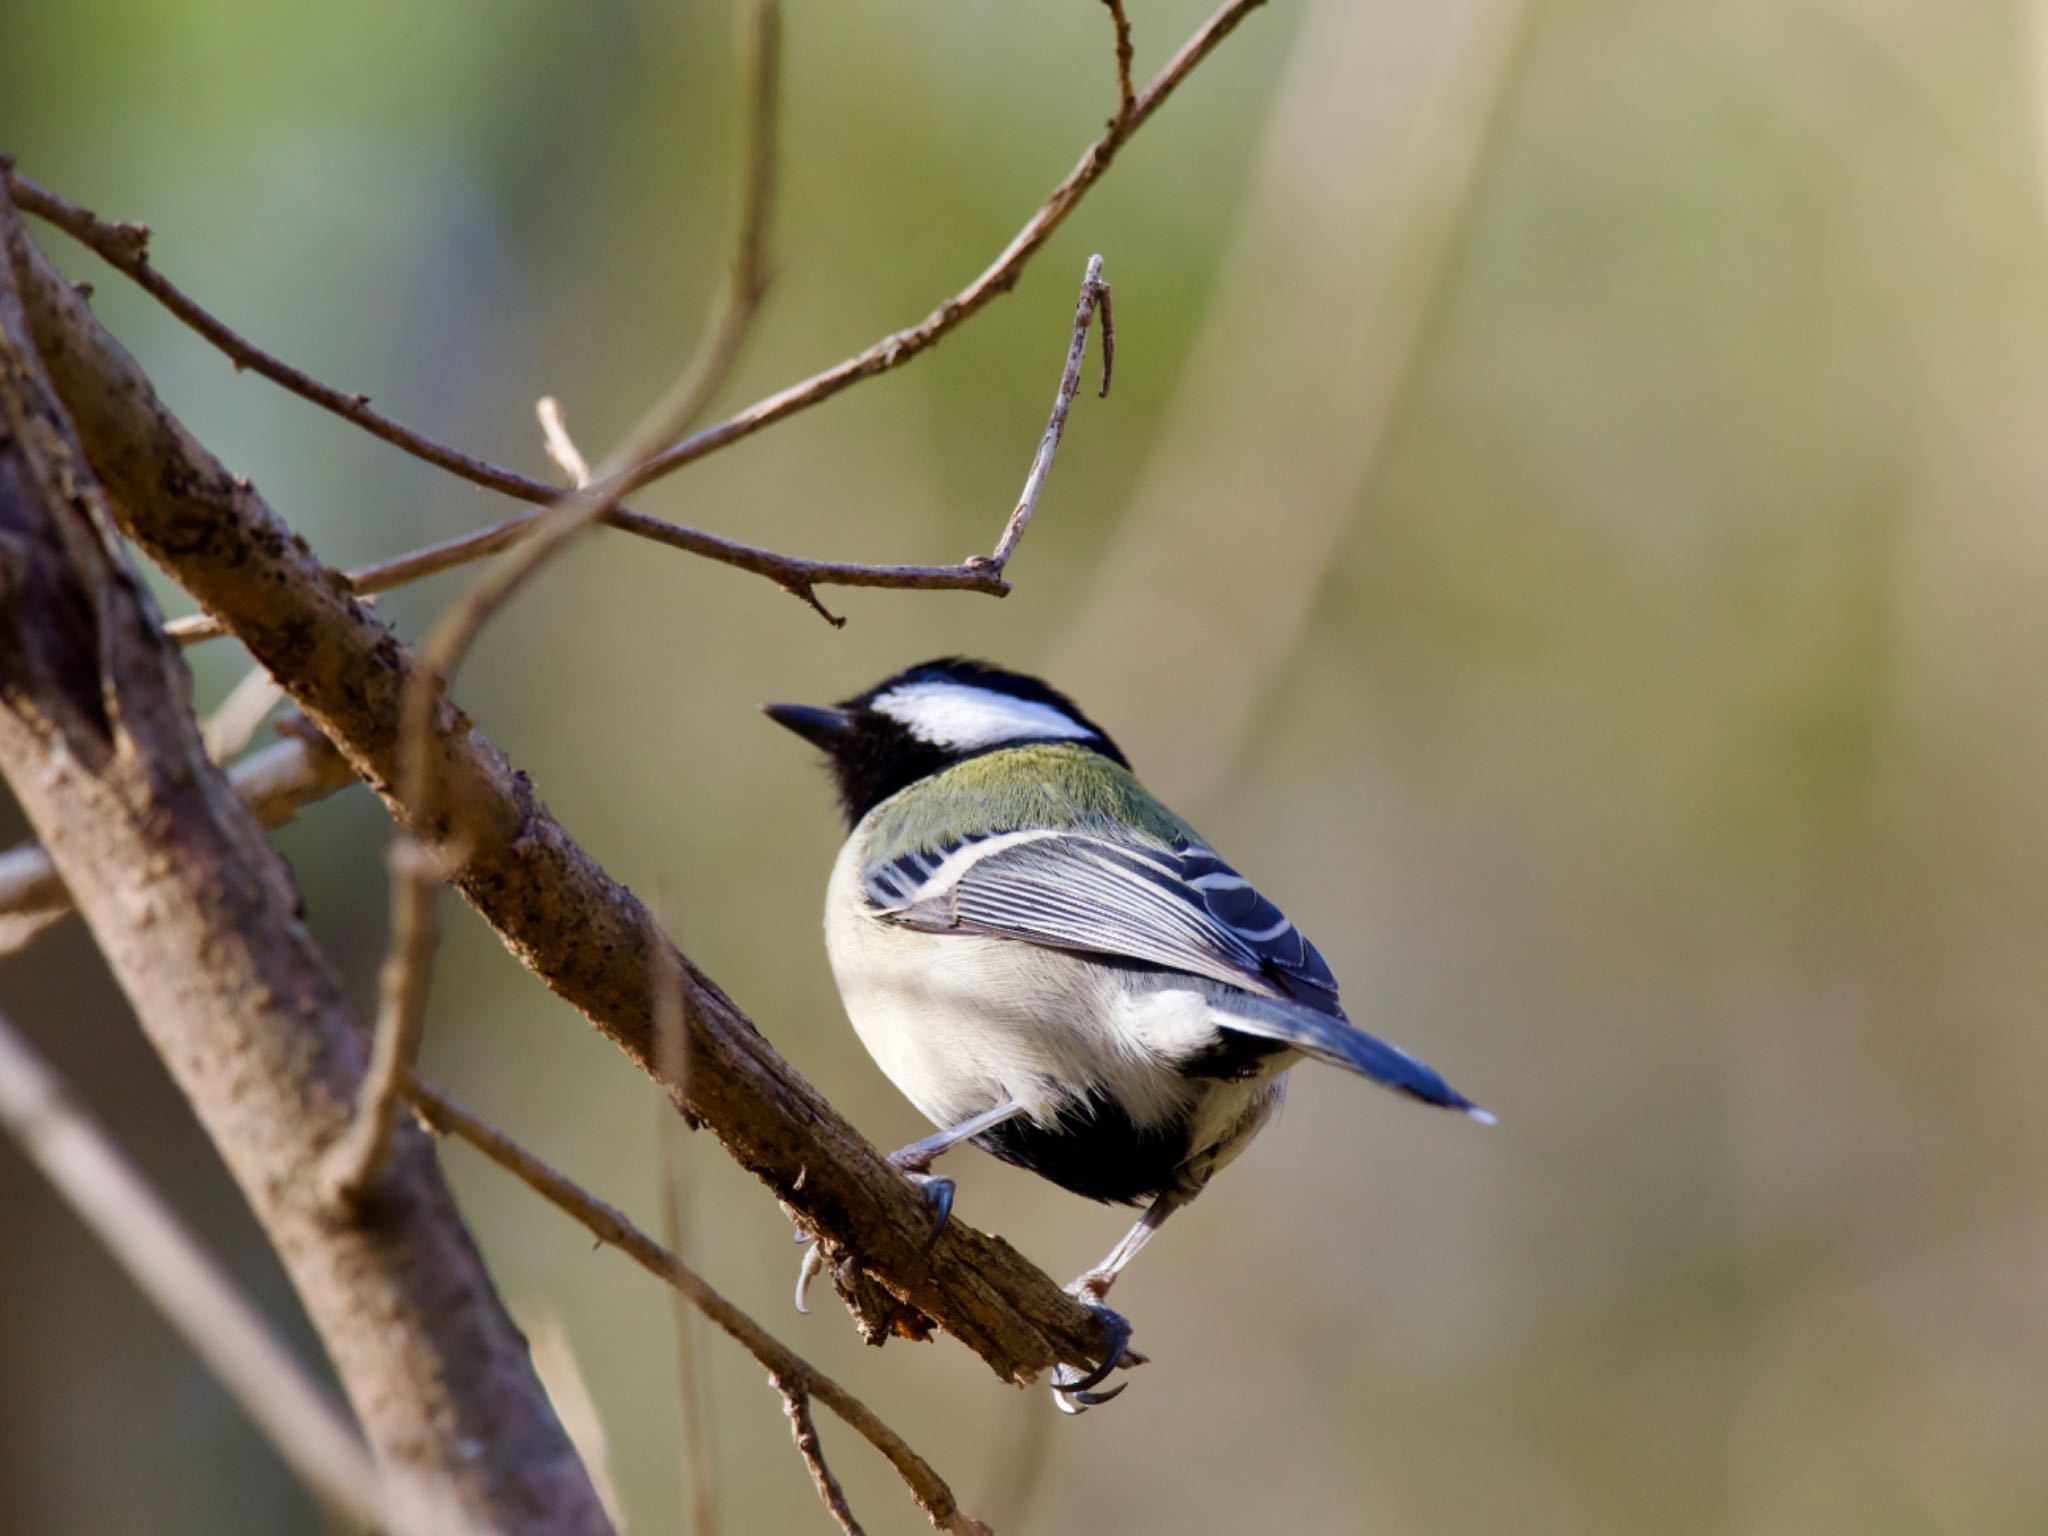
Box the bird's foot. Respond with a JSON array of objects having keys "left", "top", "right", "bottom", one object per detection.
[
  {"left": 1050, "top": 1294, "right": 1146, "bottom": 1414},
  {"left": 791, "top": 1164, "right": 952, "bottom": 1315},
  {"left": 887, "top": 1157, "right": 955, "bottom": 1248}
]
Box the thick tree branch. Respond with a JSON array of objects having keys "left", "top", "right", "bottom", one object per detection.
[
  {"left": 0, "top": 1009, "right": 465, "bottom": 1536},
  {"left": 9, "top": 203, "right": 1119, "bottom": 1389},
  {"left": 0, "top": 186, "right": 611, "bottom": 1534},
  {"left": 3, "top": 0, "right": 1267, "bottom": 623}
]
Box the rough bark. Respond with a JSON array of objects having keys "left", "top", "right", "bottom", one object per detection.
[
  {"left": 0, "top": 188, "right": 612, "bottom": 1536},
  {"left": 7, "top": 213, "right": 1115, "bottom": 1384}
]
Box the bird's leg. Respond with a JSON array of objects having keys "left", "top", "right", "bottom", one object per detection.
[
  {"left": 885, "top": 1098, "right": 1026, "bottom": 1246},
  {"left": 793, "top": 1099, "right": 1026, "bottom": 1314},
  {"left": 1052, "top": 1188, "right": 1189, "bottom": 1413}
]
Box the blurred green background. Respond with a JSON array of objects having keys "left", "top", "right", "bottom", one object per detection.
[{"left": 6, "top": 0, "right": 2047, "bottom": 1530}]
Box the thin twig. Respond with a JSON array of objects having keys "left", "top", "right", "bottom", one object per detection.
[
  {"left": 404, "top": 1073, "right": 992, "bottom": 1535},
  {"left": 536, "top": 397, "right": 592, "bottom": 487},
  {"left": 1102, "top": 1, "right": 1138, "bottom": 127},
  {"left": 202, "top": 661, "right": 287, "bottom": 762},
  {"left": 0, "top": 1009, "right": 464, "bottom": 1536},
  {"left": 7, "top": 0, "right": 1267, "bottom": 625},
  {"left": 327, "top": 0, "right": 786, "bottom": 1205},
  {"left": 324, "top": 837, "right": 444, "bottom": 1205},
  {"left": 775, "top": 1379, "right": 868, "bottom": 1536},
  {"left": 617, "top": 0, "right": 1259, "bottom": 495},
  {"left": 973, "top": 254, "right": 1112, "bottom": 577}
]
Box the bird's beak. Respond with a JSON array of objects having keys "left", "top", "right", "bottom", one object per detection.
[{"left": 761, "top": 702, "right": 856, "bottom": 751}]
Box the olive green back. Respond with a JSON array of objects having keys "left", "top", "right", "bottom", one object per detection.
[{"left": 863, "top": 744, "right": 1199, "bottom": 861}]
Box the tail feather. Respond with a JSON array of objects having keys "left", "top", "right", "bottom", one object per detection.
[{"left": 1202, "top": 987, "right": 1493, "bottom": 1122}]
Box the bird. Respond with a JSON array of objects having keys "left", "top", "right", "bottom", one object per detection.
[{"left": 764, "top": 658, "right": 1489, "bottom": 1411}]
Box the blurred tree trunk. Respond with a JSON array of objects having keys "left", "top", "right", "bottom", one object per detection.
[{"left": 0, "top": 188, "right": 611, "bottom": 1536}]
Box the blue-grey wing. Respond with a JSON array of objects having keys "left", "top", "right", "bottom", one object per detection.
[{"left": 864, "top": 830, "right": 1344, "bottom": 1016}]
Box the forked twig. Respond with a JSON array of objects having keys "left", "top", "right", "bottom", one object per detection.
[
  {"left": 405, "top": 1073, "right": 991, "bottom": 1535},
  {"left": 7, "top": 0, "right": 1268, "bottom": 626}
]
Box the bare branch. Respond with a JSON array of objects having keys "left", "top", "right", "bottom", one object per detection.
[
  {"left": 0, "top": 1009, "right": 458, "bottom": 1536},
  {"left": 619, "top": 0, "right": 1264, "bottom": 496},
  {"left": 1102, "top": 1, "right": 1138, "bottom": 127},
  {"left": 4, "top": 0, "right": 1268, "bottom": 623},
  {"left": 406, "top": 1074, "right": 991, "bottom": 1536},
  {"left": 11, "top": 217, "right": 1124, "bottom": 1391},
  {"left": 158, "top": 505, "right": 994, "bottom": 643},
  {"left": 329, "top": 0, "right": 788, "bottom": 1206},
  {"left": 0, "top": 182, "right": 611, "bottom": 1534},
  {"left": 972, "top": 254, "right": 1112, "bottom": 578},
  {"left": 774, "top": 1379, "right": 868, "bottom": 1536}
]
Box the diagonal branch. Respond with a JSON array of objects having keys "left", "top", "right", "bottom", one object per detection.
[
  {"left": 9, "top": 195, "right": 1119, "bottom": 1391},
  {"left": 600, "top": 0, "right": 1266, "bottom": 499},
  {"left": 3, "top": 0, "right": 1268, "bottom": 623},
  {"left": 0, "top": 182, "right": 611, "bottom": 1534},
  {"left": 407, "top": 1074, "right": 989, "bottom": 1536},
  {"left": 328, "top": 0, "right": 784, "bottom": 1206}
]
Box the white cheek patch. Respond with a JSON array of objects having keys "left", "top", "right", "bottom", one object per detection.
[{"left": 872, "top": 681, "right": 1097, "bottom": 751}]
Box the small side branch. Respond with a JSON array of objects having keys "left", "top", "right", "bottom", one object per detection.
[
  {"left": 775, "top": 1379, "right": 868, "bottom": 1536},
  {"left": 973, "top": 254, "right": 1113, "bottom": 578},
  {"left": 4, "top": 0, "right": 1268, "bottom": 625},
  {"left": 1102, "top": 1, "right": 1138, "bottom": 127},
  {"left": 405, "top": 1075, "right": 990, "bottom": 1535}
]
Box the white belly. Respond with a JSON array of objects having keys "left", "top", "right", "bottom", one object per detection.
[{"left": 822, "top": 833, "right": 1287, "bottom": 1180}]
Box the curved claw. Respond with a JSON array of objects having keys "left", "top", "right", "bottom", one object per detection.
[
  {"left": 902, "top": 1171, "right": 954, "bottom": 1249},
  {"left": 1056, "top": 1381, "right": 1129, "bottom": 1413},
  {"left": 1049, "top": 1302, "right": 1135, "bottom": 1412},
  {"left": 793, "top": 1241, "right": 824, "bottom": 1315}
]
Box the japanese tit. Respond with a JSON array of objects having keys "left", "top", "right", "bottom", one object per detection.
[{"left": 766, "top": 658, "right": 1489, "bottom": 1410}]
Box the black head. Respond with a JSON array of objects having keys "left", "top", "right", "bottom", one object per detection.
[{"left": 763, "top": 658, "right": 1130, "bottom": 824}]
